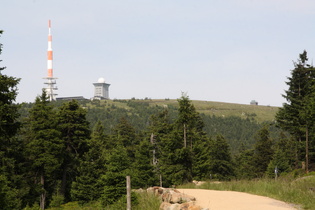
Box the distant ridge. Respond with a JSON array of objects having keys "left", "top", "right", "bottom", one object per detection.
[{"left": 107, "top": 99, "right": 279, "bottom": 123}]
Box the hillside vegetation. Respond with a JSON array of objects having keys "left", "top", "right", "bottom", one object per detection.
[
  {"left": 82, "top": 99, "right": 279, "bottom": 123},
  {"left": 147, "top": 99, "right": 278, "bottom": 123}
]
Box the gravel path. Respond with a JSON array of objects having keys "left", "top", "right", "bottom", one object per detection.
[{"left": 178, "top": 189, "right": 297, "bottom": 210}]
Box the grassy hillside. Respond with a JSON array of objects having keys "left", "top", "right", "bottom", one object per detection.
[{"left": 97, "top": 99, "right": 279, "bottom": 123}]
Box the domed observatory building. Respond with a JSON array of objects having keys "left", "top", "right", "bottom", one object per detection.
[{"left": 93, "top": 77, "right": 110, "bottom": 100}]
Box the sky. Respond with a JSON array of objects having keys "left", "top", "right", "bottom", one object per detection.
[{"left": 1, "top": 0, "right": 315, "bottom": 106}]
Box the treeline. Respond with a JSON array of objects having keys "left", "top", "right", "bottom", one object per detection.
[
  {"left": 0, "top": 91, "right": 293, "bottom": 209},
  {"left": 48, "top": 100, "right": 280, "bottom": 151},
  {"left": 20, "top": 98, "right": 276, "bottom": 154}
]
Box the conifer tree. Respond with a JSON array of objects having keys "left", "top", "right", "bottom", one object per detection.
[
  {"left": 0, "top": 29, "right": 21, "bottom": 175},
  {"left": 57, "top": 100, "right": 90, "bottom": 201},
  {"left": 148, "top": 109, "right": 173, "bottom": 186},
  {"left": 112, "top": 117, "right": 138, "bottom": 159},
  {"left": 100, "top": 146, "right": 130, "bottom": 206},
  {"left": 253, "top": 126, "right": 273, "bottom": 177},
  {"left": 25, "top": 91, "right": 64, "bottom": 209},
  {"left": 131, "top": 139, "right": 157, "bottom": 188},
  {"left": 71, "top": 121, "right": 108, "bottom": 203},
  {"left": 192, "top": 137, "right": 212, "bottom": 180},
  {"left": 0, "top": 30, "right": 22, "bottom": 209},
  {"left": 176, "top": 93, "right": 204, "bottom": 148},
  {"left": 234, "top": 146, "right": 256, "bottom": 179},
  {"left": 276, "top": 51, "right": 315, "bottom": 173},
  {"left": 155, "top": 95, "right": 210, "bottom": 185},
  {"left": 208, "top": 135, "right": 235, "bottom": 180},
  {"left": 266, "top": 132, "right": 297, "bottom": 177}
]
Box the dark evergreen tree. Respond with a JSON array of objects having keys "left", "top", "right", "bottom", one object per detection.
[
  {"left": 234, "top": 146, "right": 256, "bottom": 179},
  {"left": 71, "top": 121, "right": 108, "bottom": 203},
  {"left": 57, "top": 100, "right": 91, "bottom": 201},
  {"left": 208, "top": 135, "right": 235, "bottom": 180},
  {"left": 0, "top": 30, "right": 22, "bottom": 209},
  {"left": 24, "top": 91, "right": 64, "bottom": 209},
  {"left": 131, "top": 138, "right": 157, "bottom": 188},
  {"left": 112, "top": 117, "right": 138, "bottom": 159},
  {"left": 176, "top": 94, "right": 210, "bottom": 182},
  {"left": 0, "top": 175, "right": 21, "bottom": 209},
  {"left": 192, "top": 137, "right": 212, "bottom": 180},
  {"left": 153, "top": 95, "right": 210, "bottom": 185},
  {"left": 276, "top": 51, "right": 315, "bottom": 173},
  {"left": 176, "top": 93, "right": 204, "bottom": 148},
  {"left": 253, "top": 126, "right": 273, "bottom": 177},
  {"left": 266, "top": 132, "right": 297, "bottom": 177},
  {"left": 148, "top": 109, "right": 173, "bottom": 186},
  {"left": 100, "top": 146, "right": 130, "bottom": 206}
]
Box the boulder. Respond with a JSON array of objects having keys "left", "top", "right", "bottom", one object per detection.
[
  {"left": 159, "top": 201, "right": 206, "bottom": 210},
  {"left": 159, "top": 202, "right": 172, "bottom": 210},
  {"left": 155, "top": 187, "right": 205, "bottom": 210}
]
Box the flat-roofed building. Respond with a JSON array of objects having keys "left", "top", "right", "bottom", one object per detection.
[{"left": 93, "top": 77, "right": 110, "bottom": 100}]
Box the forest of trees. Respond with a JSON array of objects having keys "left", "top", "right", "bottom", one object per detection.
[{"left": 1, "top": 29, "right": 315, "bottom": 209}]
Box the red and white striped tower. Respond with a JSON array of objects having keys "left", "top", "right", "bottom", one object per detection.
[
  {"left": 47, "top": 20, "right": 53, "bottom": 77},
  {"left": 43, "top": 20, "right": 58, "bottom": 101}
]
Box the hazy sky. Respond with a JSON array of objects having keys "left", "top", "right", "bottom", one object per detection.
[{"left": 1, "top": 0, "right": 315, "bottom": 106}]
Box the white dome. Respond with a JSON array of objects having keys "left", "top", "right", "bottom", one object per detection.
[{"left": 98, "top": 77, "right": 105, "bottom": 83}]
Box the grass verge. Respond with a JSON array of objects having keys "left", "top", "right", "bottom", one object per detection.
[{"left": 45, "top": 191, "right": 161, "bottom": 210}]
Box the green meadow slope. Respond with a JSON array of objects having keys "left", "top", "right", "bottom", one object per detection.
[{"left": 105, "top": 99, "right": 279, "bottom": 123}]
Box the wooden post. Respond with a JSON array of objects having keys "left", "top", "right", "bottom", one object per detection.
[
  {"left": 306, "top": 127, "right": 309, "bottom": 174},
  {"left": 126, "top": 176, "right": 131, "bottom": 210}
]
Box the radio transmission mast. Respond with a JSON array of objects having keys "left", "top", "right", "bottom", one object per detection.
[{"left": 43, "top": 20, "right": 57, "bottom": 101}]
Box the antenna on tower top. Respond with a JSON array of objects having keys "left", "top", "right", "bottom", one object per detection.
[{"left": 43, "top": 19, "right": 58, "bottom": 101}]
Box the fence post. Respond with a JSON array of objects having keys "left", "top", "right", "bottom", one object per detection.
[{"left": 126, "top": 176, "right": 131, "bottom": 210}]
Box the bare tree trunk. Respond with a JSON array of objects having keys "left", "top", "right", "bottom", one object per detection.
[
  {"left": 184, "top": 124, "right": 187, "bottom": 148},
  {"left": 306, "top": 127, "right": 309, "bottom": 173},
  {"left": 61, "top": 166, "right": 67, "bottom": 197},
  {"left": 40, "top": 173, "right": 46, "bottom": 210},
  {"left": 151, "top": 133, "right": 157, "bottom": 166}
]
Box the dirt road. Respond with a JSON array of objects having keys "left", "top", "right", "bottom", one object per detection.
[{"left": 178, "top": 189, "right": 297, "bottom": 210}]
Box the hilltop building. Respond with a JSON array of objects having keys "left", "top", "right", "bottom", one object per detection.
[
  {"left": 93, "top": 77, "right": 110, "bottom": 100},
  {"left": 56, "top": 96, "right": 86, "bottom": 101},
  {"left": 250, "top": 100, "right": 258, "bottom": 105}
]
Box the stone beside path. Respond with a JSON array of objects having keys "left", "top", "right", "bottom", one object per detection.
[{"left": 146, "top": 186, "right": 208, "bottom": 210}]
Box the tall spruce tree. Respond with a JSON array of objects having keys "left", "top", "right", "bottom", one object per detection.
[
  {"left": 0, "top": 30, "right": 22, "bottom": 210},
  {"left": 0, "top": 29, "right": 21, "bottom": 175},
  {"left": 112, "top": 117, "right": 138, "bottom": 159},
  {"left": 148, "top": 109, "right": 173, "bottom": 186},
  {"left": 208, "top": 135, "right": 235, "bottom": 180},
  {"left": 131, "top": 138, "right": 157, "bottom": 188},
  {"left": 100, "top": 146, "right": 130, "bottom": 206},
  {"left": 253, "top": 126, "right": 273, "bottom": 177},
  {"left": 71, "top": 121, "right": 108, "bottom": 203},
  {"left": 176, "top": 93, "right": 204, "bottom": 148},
  {"left": 158, "top": 94, "right": 208, "bottom": 185},
  {"left": 234, "top": 146, "right": 256, "bottom": 179},
  {"left": 57, "top": 100, "right": 90, "bottom": 201},
  {"left": 276, "top": 51, "right": 315, "bottom": 173},
  {"left": 192, "top": 137, "right": 213, "bottom": 180},
  {"left": 25, "top": 91, "right": 64, "bottom": 209}
]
